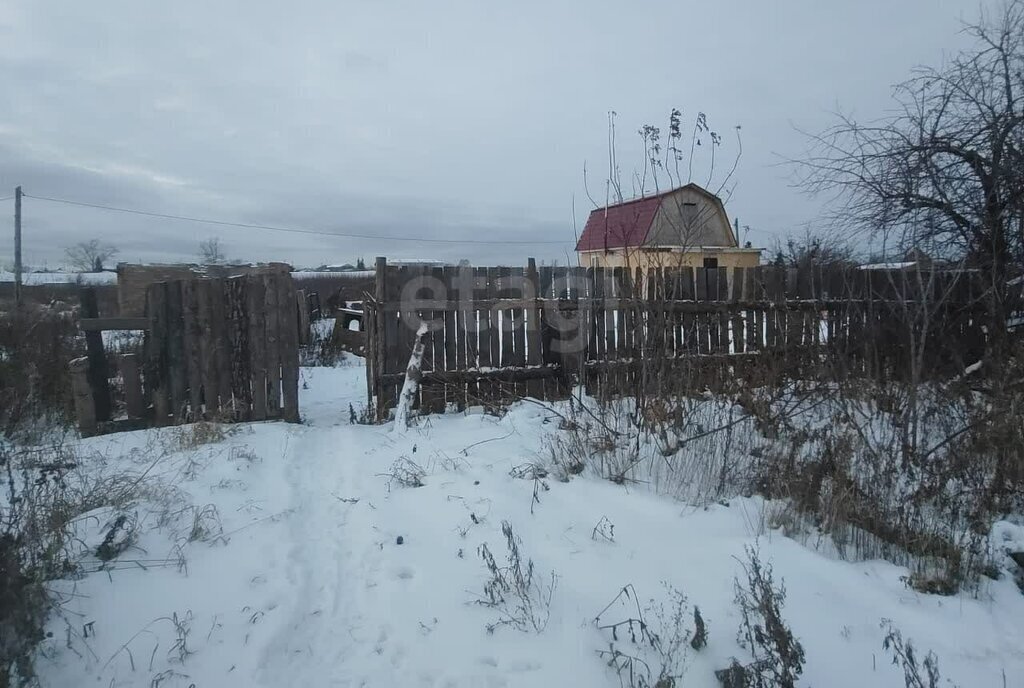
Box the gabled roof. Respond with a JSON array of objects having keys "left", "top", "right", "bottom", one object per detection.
[
  {"left": 575, "top": 183, "right": 733, "bottom": 252},
  {"left": 575, "top": 189, "right": 671, "bottom": 252}
]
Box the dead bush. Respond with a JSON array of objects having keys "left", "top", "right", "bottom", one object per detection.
[
  {"left": 475, "top": 521, "right": 556, "bottom": 634},
  {"left": 881, "top": 623, "right": 951, "bottom": 688},
  {"left": 594, "top": 583, "right": 696, "bottom": 688},
  {"left": 717, "top": 546, "right": 804, "bottom": 688}
]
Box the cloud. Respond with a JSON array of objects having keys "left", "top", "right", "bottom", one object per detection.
[{"left": 0, "top": 0, "right": 980, "bottom": 271}]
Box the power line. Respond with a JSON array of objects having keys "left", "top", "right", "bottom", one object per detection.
[
  {"left": 23, "top": 192, "right": 572, "bottom": 246},
  {"left": 0, "top": 196, "right": 13, "bottom": 203}
]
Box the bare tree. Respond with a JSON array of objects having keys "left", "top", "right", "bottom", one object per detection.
[
  {"left": 797, "top": 1, "right": 1024, "bottom": 342},
  {"left": 65, "top": 239, "right": 118, "bottom": 272},
  {"left": 199, "top": 237, "right": 226, "bottom": 264},
  {"left": 772, "top": 228, "right": 858, "bottom": 271}
]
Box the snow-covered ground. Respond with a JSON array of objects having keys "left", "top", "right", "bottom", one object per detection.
[
  {"left": 0, "top": 271, "right": 118, "bottom": 285},
  {"left": 32, "top": 359, "right": 1024, "bottom": 687}
]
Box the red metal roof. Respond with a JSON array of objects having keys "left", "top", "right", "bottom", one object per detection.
[{"left": 575, "top": 190, "right": 672, "bottom": 252}]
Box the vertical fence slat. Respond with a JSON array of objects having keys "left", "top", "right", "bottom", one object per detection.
[
  {"left": 79, "top": 287, "right": 112, "bottom": 422},
  {"left": 166, "top": 281, "right": 187, "bottom": 423},
  {"left": 145, "top": 282, "right": 171, "bottom": 426},
  {"left": 525, "top": 259, "right": 543, "bottom": 400},
  {"left": 264, "top": 273, "right": 283, "bottom": 418},
  {"left": 248, "top": 276, "right": 268, "bottom": 421},
  {"left": 119, "top": 353, "right": 145, "bottom": 419},
  {"left": 182, "top": 280, "right": 203, "bottom": 420},
  {"left": 210, "top": 278, "right": 233, "bottom": 416},
  {"left": 278, "top": 273, "right": 301, "bottom": 423}
]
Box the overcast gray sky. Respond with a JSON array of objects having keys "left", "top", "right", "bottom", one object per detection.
[{"left": 0, "top": 0, "right": 983, "bottom": 269}]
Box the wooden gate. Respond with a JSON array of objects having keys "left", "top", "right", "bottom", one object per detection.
[{"left": 70, "top": 272, "right": 301, "bottom": 435}]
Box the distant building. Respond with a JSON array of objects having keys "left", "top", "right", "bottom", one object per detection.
[{"left": 575, "top": 183, "right": 762, "bottom": 270}]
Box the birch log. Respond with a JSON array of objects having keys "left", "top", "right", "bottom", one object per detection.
[{"left": 393, "top": 322, "right": 429, "bottom": 432}]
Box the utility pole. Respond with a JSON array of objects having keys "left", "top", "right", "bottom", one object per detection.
[{"left": 14, "top": 186, "right": 22, "bottom": 307}]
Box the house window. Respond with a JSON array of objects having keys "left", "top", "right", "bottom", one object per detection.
[{"left": 703, "top": 257, "right": 719, "bottom": 269}]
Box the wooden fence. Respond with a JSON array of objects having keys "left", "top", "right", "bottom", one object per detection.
[
  {"left": 70, "top": 272, "right": 302, "bottom": 435},
  {"left": 364, "top": 258, "right": 989, "bottom": 419}
]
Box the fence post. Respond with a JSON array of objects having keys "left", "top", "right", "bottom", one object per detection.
[
  {"left": 374, "top": 257, "right": 388, "bottom": 421},
  {"left": 119, "top": 353, "right": 145, "bottom": 419},
  {"left": 296, "top": 288, "right": 311, "bottom": 345},
  {"left": 525, "top": 258, "right": 543, "bottom": 399},
  {"left": 79, "top": 287, "right": 112, "bottom": 422},
  {"left": 69, "top": 357, "right": 97, "bottom": 436}
]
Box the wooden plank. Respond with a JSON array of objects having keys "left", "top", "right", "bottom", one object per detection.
[
  {"left": 393, "top": 268, "right": 421, "bottom": 411},
  {"left": 364, "top": 299, "right": 376, "bottom": 407},
  {"left": 717, "top": 268, "right": 730, "bottom": 353},
  {"left": 731, "top": 268, "right": 746, "bottom": 354},
  {"left": 226, "top": 277, "right": 251, "bottom": 420},
  {"left": 119, "top": 353, "right": 145, "bottom": 419},
  {"left": 374, "top": 257, "right": 391, "bottom": 419},
  {"left": 296, "top": 289, "right": 311, "bottom": 345},
  {"left": 194, "top": 280, "right": 218, "bottom": 417},
  {"left": 145, "top": 282, "right": 170, "bottom": 426},
  {"left": 475, "top": 267, "right": 492, "bottom": 370},
  {"left": 785, "top": 267, "right": 802, "bottom": 347},
  {"left": 487, "top": 267, "right": 501, "bottom": 369},
  {"left": 498, "top": 267, "right": 514, "bottom": 368},
  {"left": 69, "top": 357, "right": 97, "bottom": 436},
  {"left": 442, "top": 266, "right": 458, "bottom": 408},
  {"left": 79, "top": 317, "right": 150, "bottom": 332},
  {"left": 705, "top": 268, "right": 720, "bottom": 352},
  {"left": 455, "top": 264, "right": 471, "bottom": 374},
  {"left": 182, "top": 281, "right": 202, "bottom": 420},
  {"left": 248, "top": 276, "right": 268, "bottom": 421},
  {"left": 538, "top": 265, "right": 557, "bottom": 402},
  {"left": 508, "top": 267, "right": 527, "bottom": 398},
  {"left": 596, "top": 267, "right": 608, "bottom": 363},
  {"left": 79, "top": 287, "right": 112, "bottom": 423},
  {"left": 165, "top": 281, "right": 188, "bottom": 423},
  {"left": 277, "top": 274, "right": 301, "bottom": 422},
  {"left": 525, "top": 259, "right": 543, "bottom": 399},
  {"left": 264, "top": 273, "right": 282, "bottom": 418},
  {"left": 383, "top": 263, "right": 402, "bottom": 416},
  {"left": 679, "top": 267, "right": 695, "bottom": 354},
  {"left": 457, "top": 264, "right": 476, "bottom": 408},
  {"left": 209, "top": 278, "right": 233, "bottom": 415},
  {"left": 422, "top": 266, "right": 446, "bottom": 413}
]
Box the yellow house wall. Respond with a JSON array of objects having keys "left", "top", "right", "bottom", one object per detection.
[{"left": 577, "top": 249, "right": 762, "bottom": 271}]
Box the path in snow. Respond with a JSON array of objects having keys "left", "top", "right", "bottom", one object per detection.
[{"left": 33, "top": 357, "right": 1024, "bottom": 688}]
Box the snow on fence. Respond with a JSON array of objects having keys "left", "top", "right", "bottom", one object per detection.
[
  {"left": 70, "top": 272, "right": 302, "bottom": 436},
  {"left": 365, "top": 258, "right": 989, "bottom": 420}
]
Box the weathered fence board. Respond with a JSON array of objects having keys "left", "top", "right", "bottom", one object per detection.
[{"left": 364, "top": 258, "right": 989, "bottom": 420}]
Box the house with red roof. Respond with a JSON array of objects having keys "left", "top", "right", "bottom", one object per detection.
[{"left": 575, "top": 183, "right": 762, "bottom": 270}]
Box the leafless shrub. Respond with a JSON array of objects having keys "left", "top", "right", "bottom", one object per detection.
[
  {"left": 594, "top": 583, "right": 693, "bottom": 688},
  {"left": 881, "top": 622, "right": 951, "bottom": 688},
  {"left": 475, "top": 521, "right": 556, "bottom": 634},
  {"left": 717, "top": 546, "right": 804, "bottom": 688},
  {"left": 0, "top": 439, "right": 179, "bottom": 685},
  {"left": 188, "top": 504, "right": 224, "bottom": 544},
  {"left": 592, "top": 516, "right": 615, "bottom": 543},
  {"left": 381, "top": 457, "right": 426, "bottom": 490}
]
